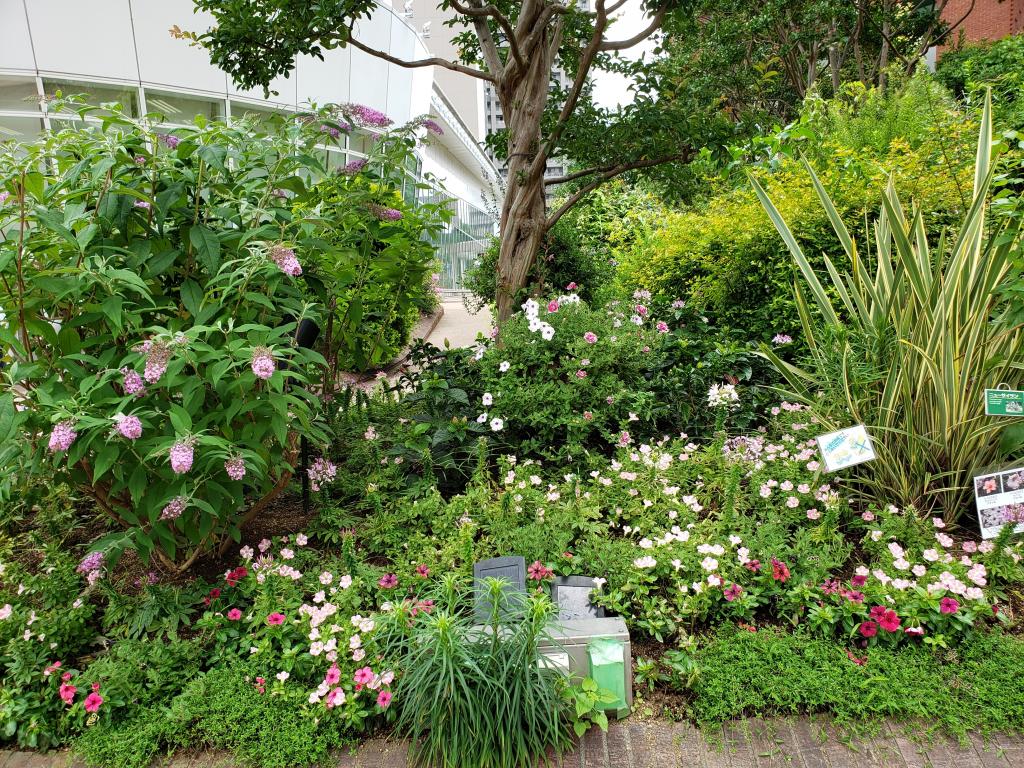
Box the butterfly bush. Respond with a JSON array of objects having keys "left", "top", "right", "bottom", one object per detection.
[{"left": 0, "top": 104, "right": 353, "bottom": 570}]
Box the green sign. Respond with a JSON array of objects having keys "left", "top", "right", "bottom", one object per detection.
[{"left": 985, "top": 388, "right": 1024, "bottom": 416}]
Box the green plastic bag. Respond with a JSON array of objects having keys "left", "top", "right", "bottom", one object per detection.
[{"left": 587, "top": 637, "right": 626, "bottom": 710}]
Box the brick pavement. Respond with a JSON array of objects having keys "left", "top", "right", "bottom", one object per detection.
[{"left": 1, "top": 718, "right": 1021, "bottom": 768}]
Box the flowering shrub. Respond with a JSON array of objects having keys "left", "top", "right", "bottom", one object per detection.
[{"left": 0, "top": 102, "right": 443, "bottom": 569}]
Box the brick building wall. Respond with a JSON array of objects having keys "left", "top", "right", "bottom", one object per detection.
[{"left": 940, "top": 0, "right": 1024, "bottom": 50}]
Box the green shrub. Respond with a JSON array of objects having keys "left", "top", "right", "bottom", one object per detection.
[{"left": 938, "top": 34, "right": 1024, "bottom": 129}]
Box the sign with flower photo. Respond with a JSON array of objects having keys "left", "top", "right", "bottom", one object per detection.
[
  {"left": 815, "top": 425, "right": 876, "bottom": 472},
  {"left": 973, "top": 467, "right": 1024, "bottom": 539}
]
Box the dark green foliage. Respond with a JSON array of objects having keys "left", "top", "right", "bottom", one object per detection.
[
  {"left": 690, "top": 626, "right": 1024, "bottom": 737},
  {"left": 937, "top": 35, "right": 1024, "bottom": 129}
]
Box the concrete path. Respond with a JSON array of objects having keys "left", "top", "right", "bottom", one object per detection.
[
  {"left": 425, "top": 297, "right": 492, "bottom": 349},
  {"left": 3, "top": 718, "right": 1021, "bottom": 768}
]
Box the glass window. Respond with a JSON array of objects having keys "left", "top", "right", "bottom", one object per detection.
[
  {"left": 144, "top": 90, "right": 224, "bottom": 124},
  {"left": 349, "top": 130, "right": 374, "bottom": 155},
  {"left": 0, "top": 76, "right": 39, "bottom": 112},
  {"left": 230, "top": 101, "right": 285, "bottom": 125},
  {"left": 42, "top": 79, "right": 139, "bottom": 116},
  {"left": 0, "top": 116, "right": 44, "bottom": 145}
]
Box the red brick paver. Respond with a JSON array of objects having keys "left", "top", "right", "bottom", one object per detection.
[{"left": 2, "top": 718, "right": 1022, "bottom": 768}]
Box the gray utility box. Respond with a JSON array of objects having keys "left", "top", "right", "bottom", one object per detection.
[{"left": 538, "top": 617, "right": 632, "bottom": 717}]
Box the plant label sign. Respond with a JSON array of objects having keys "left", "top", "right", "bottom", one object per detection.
[
  {"left": 973, "top": 468, "right": 1024, "bottom": 539},
  {"left": 984, "top": 387, "right": 1024, "bottom": 416},
  {"left": 816, "top": 425, "right": 876, "bottom": 472}
]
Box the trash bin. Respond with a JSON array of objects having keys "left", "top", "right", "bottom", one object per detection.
[{"left": 587, "top": 637, "right": 627, "bottom": 712}]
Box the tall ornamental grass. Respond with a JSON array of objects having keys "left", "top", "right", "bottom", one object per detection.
[{"left": 750, "top": 94, "right": 1024, "bottom": 522}]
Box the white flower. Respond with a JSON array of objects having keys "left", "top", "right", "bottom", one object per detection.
[
  {"left": 339, "top": 574, "right": 353, "bottom": 589},
  {"left": 276, "top": 671, "right": 290, "bottom": 682},
  {"left": 296, "top": 533, "right": 308, "bottom": 546},
  {"left": 482, "top": 392, "right": 493, "bottom": 406},
  {"left": 633, "top": 555, "right": 657, "bottom": 568},
  {"left": 593, "top": 578, "right": 606, "bottom": 589},
  {"left": 240, "top": 545, "right": 254, "bottom": 560},
  {"left": 477, "top": 412, "right": 488, "bottom": 424},
  {"left": 707, "top": 383, "right": 740, "bottom": 409},
  {"left": 319, "top": 571, "right": 333, "bottom": 585},
  {"left": 700, "top": 556, "right": 718, "bottom": 572},
  {"left": 540, "top": 323, "right": 555, "bottom": 341},
  {"left": 499, "top": 361, "right": 511, "bottom": 372},
  {"left": 490, "top": 417, "right": 504, "bottom": 432},
  {"left": 0, "top": 604, "right": 12, "bottom": 621}
]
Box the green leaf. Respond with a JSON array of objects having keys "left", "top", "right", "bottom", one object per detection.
[
  {"left": 189, "top": 225, "right": 221, "bottom": 272},
  {"left": 180, "top": 279, "right": 204, "bottom": 318},
  {"left": 93, "top": 442, "right": 118, "bottom": 483}
]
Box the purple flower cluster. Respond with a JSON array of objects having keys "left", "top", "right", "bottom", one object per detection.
[
  {"left": 48, "top": 421, "right": 77, "bottom": 453},
  {"left": 349, "top": 104, "right": 392, "bottom": 128},
  {"left": 114, "top": 414, "right": 143, "bottom": 440},
  {"left": 157, "top": 133, "right": 180, "bottom": 149},
  {"left": 422, "top": 119, "right": 444, "bottom": 136},
  {"left": 170, "top": 441, "right": 194, "bottom": 474},
  {"left": 136, "top": 340, "right": 173, "bottom": 384},
  {"left": 369, "top": 204, "right": 403, "bottom": 221},
  {"left": 269, "top": 244, "right": 302, "bottom": 277},
  {"left": 320, "top": 125, "right": 342, "bottom": 139},
  {"left": 308, "top": 457, "right": 337, "bottom": 492},
  {"left": 340, "top": 158, "right": 367, "bottom": 175},
  {"left": 77, "top": 551, "right": 105, "bottom": 585},
  {"left": 121, "top": 367, "right": 145, "bottom": 396},
  {"left": 160, "top": 495, "right": 187, "bottom": 521},
  {"left": 225, "top": 456, "right": 246, "bottom": 481},
  {"left": 251, "top": 347, "right": 276, "bottom": 380},
  {"left": 0, "top": 191, "right": 9, "bottom": 205}
]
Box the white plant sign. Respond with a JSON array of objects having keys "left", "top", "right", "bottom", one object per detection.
[
  {"left": 973, "top": 467, "right": 1024, "bottom": 540},
  {"left": 816, "top": 425, "right": 876, "bottom": 472}
]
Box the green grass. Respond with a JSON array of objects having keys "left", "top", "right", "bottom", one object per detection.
[{"left": 689, "top": 625, "right": 1024, "bottom": 738}]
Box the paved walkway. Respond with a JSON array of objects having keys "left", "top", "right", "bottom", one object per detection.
[
  {"left": 3, "top": 718, "right": 1021, "bottom": 768},
  {"left": 425, "top": 297, "right": 492, "bottom": 349}
]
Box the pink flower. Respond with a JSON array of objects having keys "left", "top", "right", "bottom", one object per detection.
[
  {"left": 226, "top": 608, "right": 242, "bottom": 621},
  {"left": 576, "top": 370, "right": 587, "bottom": 379},
  {"left": 59, "top": 683, "right": 77, "bottom": 705},
  {"left": 656, "top": 321, "right": 669, "bottom": 333},
  {"left": 584, "top": 332, "right": 598, "bottom": 344},
  {"left": 269, "top": 245, "right": 302, "bottom": 276},
  {"left": 160, "top": 496, "right": 187, "bottom": 521},
  {"left": 378, "top": 573, "right": 398, "bottom": 588},
  {"left": 723, "top": 584, "right": 742, "bottom": 602},
  {"left": 308, "top": 458, "right": 337, "bottom": 492},
  {"left": 415, "top": 564, "right": 430, "bottom": 578},
  {"left": 266, "top": 612, "right": 286, "bottom": 625},
  {"left": 83, "top": 692, "right": 103, "bottom": 713},
  {"left": 527, "top": 560, "right": 553, "bottom": 581},
  {"left": 377, "top": 690, "right": 393, "bottom": 708},
  {"left": 324, "top": 664, "right": 341, "bottom": 686},
  {"left": 251, "top": 348, "right": 276, "bottom": 380},
  {"left": 878, "top": 610, "right": 901, "bottom": 632},
  {"left": 120, "top": 367, "right": 145, "bottom": 396},
  {"left": 115, "top": 414, "right": 143, "bottom": 440},
  {"left": 325, "top": 687, "right": 346, "bottom": 708},
  {"left": 583, "top": 411, "right": 593, "bottom": 421},
  {"left": 859, "top": 620, "right": 878, "bottom": 638},
  {"left": 770, "top": 558, "right": 790, "bottom": 582},
  {"left": 354, "top": 666, "right": 374, "bottom": 685},
  {"left": 939, "top": 597, "right": 959, "bottom": 614},
  {"left": 48, "top": 421, "right": 77, "bottom": 453},
  {"left": 566, "top": 282, "right": 578, "bottom": 290},
  {"left": 851, "top": 574, "right": 867, "bottom": 587},
  {"left": 225, "top": 457, "right": 246, "bottom": 481},
  {"left": 547, "top": 300, "right": 559, "bottom": 313},
  {"left": 169, "top": 441, "right": 194, "bottom": 474}
]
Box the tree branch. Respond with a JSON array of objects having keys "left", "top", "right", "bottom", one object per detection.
[
  {"left": 545, "top": 161, "right": 619, "bottom": 186},
  {"left": 599, "top": 5, "right": 667, "bottom": 51},
  {"left": 346, "top": 36, "right": 495, "bottom": 82},
  {"left": 448, "top": 0, "right": 524, "bottom": 69},
  {"left": 545, "top": 151, "right": 691, "bottom": 229}
]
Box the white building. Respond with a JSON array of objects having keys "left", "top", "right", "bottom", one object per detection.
[{"left": 0, "top": 0, "right": 498, "bottom": 288}]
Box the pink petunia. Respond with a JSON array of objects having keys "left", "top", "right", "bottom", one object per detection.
[
  {"left": 226, "top": 608, "right": 242, "bottom": 621},
  {"left": 354, "top": 666, "right": 374, "bottom": 685},
  {"left": 83, "top": 692, "right": 103, "bottom": 713},
  {"left": 266, "top": 612, "right": 286, "bottom": 625},
  {"left": 377, "top": 690, "right": 393, "bottom": 708}
]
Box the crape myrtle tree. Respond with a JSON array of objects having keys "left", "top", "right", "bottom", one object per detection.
[{"left": 192, "top": 0, "right": 736, "bottom": 323}]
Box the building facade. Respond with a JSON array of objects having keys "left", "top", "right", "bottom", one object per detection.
[
  {"left": 0, "top": 0, "right": 498, "bottom": 289},
  {"left": 937, "top": 0, "right": 1024, "bottom": 58}
]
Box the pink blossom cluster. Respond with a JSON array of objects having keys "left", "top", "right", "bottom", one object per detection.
[
  {"left": 251, "top": 347, "right": 276, "bottom": 380},
  {"left": 114, "top": 413, "right": 143, "bottom": 440},
  {"left": 169, "top": 440, "right": 194, "bottom": 474},
  {"left": 47, "top": 421, "right": 77, "bottom": 453},
  {"left": 269, "top": 244, "right": 302, "bottom": 276},
  {"left": 308, "top": 457, "right": 338, "bottom": 492},
  {"left": 160, "top": 495, "right": 187, "bottom": 521}
]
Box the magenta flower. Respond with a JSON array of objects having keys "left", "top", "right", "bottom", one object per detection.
[
  {"left": 584, "top": 332, "right": 598, "bottom": 344},
  {"left": 354, "top": 666, "right": 374, "bottom": 685},
  {"left": 160, "top": 496, "right": 187, "bottom": 521},
  {"left": 377, "top": 690, "right": 393, "bottom": 708},
  {"left": 251, "top": 347, "right": 276, "bottom": 380},
  {"left": 169, "top": 441, "right": 194, "bottom": 474},
  {"left": 566, "top": 282, "right": 578, "bottom": 290},
  {"left": 547, "top": 300, "right": 559, "bottom": 313},
  {"left": 83, "top": 691, "right": 103, "bottom": 713},
  {"left": 48, "top": 421, "right": 77, "bottom": 453},
  {"left": 415, "top": 564, "right": 430, "bottom": 578},
  {"left": 324, "top": 664, "right": 341, "bottom": 686},
  {"left": 59, "top": 682, "right": 76, "bottom": 705},
  {"left": 527, "top": 561, "right": 553, "bottom": 581},
  {"left": 656, "top": 321, "right": 669, "bottom": 333},
  {"left": 120, "top": 367, "right": 145, "bottom": 395},
  {"left": 422, "top": 119, "right": 444, "bottom": 136},
  {"left": 940, "top": 597, "right": 960, "bottom": 614},
  {"left": 226, "top": 608, "right": 242, "bottom": 621},
  {"left": 114, "top": 414, "right": 143, "bottom": 440},
  {"left": 369, "top": 204, "right": 403, "bottom": 221},
  {"left": 349, "top": 104, "right": 392, "bottom": 127},
  {"left": 269, "top": 244, "right": 302, "bottom": 276},
  {"left": 724, "top": 584, "right": 743, "bottom": 602},
  {"left": 157, "top": 133, "right": 180, "bottom": 149},
  {"left": 378, "top": 573, "right": 398, "bottom": 588},
  {"left": 576, "top": 370, "right": 587, "bottom": 379},
  {"left": 266, "top": 612, "right": 286, "bottom": 626},
  {"left": 225, "top": 457, "right": 246, "bottom": 481},
  {"left": 859, "top": 620, "right": 878, "bottom": 638},
  {"left": 137, "top": 340, "right": 172, "bottom": 384},
  {"left": 340, "top": 158, "right": 367, "bottom": 175}
]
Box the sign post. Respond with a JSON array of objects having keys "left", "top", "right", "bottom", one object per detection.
[
  {"left": 815, "top": 425, "right": 876, "bottom": 473},
  {"left": 984, "top": 384, "right": 1024, "bottom": 416}
]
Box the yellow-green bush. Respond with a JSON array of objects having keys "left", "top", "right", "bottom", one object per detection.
[{"left": 619, "top": 129, "right": 975, "bottom": 340}]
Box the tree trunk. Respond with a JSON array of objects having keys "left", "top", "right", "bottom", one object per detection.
[{"left": 494, "top": 28, "right": 558, "bottom": 325}]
